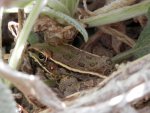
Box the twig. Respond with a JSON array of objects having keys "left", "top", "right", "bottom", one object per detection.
[{"left": 18, "top": 9, "right": 24, "bottom": 35}]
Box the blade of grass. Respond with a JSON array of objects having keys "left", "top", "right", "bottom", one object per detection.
[
  {"left": 0, "top": 7, "right": 3, "bottom": 59},
  {"left": 47, "top": 0, "right": 71, "bottom": 15},
  {"left": 9, "top": 0, "right": 48, "bottom": 69},
  {"left": 42, "top": 7, "right": 88, "bottom": 42},
  {"left": 94, "top": 0, "right": 136, "bottom": 14},
  {"left": 60, "top": 0, "right": 79, "bottom": 16},
  {"left": 82, "top": 0, "right": 150, "bottom": 27}
]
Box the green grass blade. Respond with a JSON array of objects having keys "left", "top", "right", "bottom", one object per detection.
[
  {"left": 42, "top": 8, "right": 88, "bottom": 42},
  {"left": 82, "top": 1, "right": 150, "bottom": 27},
  {"left": 60, "top": 0, "right": 79, "bottom": 16},
  {"left": 47, "top": 0, "right": 70, "bottom": 15},
  {"left": 9, "top": 0, "right": 47, "bottom": 69}
]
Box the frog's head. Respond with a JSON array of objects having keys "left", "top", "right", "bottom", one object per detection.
[{"left": 28, "top": 43, "right": 52, "bottom": 62}]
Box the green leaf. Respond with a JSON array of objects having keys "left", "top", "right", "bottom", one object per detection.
[
  {"left": 82, "top": 1, "right": 150, "bottom": 27},
  {"left": 9, "top": 0, "right": 47, "bottom": 69},
  {"left": 0, "top": 82, "right": 17, "bottom": 113},
  {"left": 60, "top": 0, "right": 79, "bottom": 16},
  {"left": 112, "top": 7, "right": 150, "bottom": 63},
  {"left": 47, "top": 0, "right": 71, "bottom": 15},
  {"left": 42, "top": 8, "right": 88, "bottom": 42}
]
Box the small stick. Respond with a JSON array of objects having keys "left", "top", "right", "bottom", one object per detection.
[{"left": 18, "top": 9, "right": 24, "bottom": 35}]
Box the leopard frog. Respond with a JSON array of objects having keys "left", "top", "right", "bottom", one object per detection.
[{"left": 28, "top": 43, "right": 114, "bottom": 79}]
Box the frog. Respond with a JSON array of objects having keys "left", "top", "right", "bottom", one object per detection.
[
  {"left": 28, "top": 42, "right": 113, "bottom": 79},
  {"left": 26, "top": 15, "right": 114, "bottom": 96},
  {"left": 28, "top": 42, "right": 113, "bottom": 96}
]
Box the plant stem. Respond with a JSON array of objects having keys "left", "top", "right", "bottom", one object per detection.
[{"left": 9, "top": 0, "right": 47, "bottom": 69}]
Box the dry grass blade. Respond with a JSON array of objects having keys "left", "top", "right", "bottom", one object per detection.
[{"left": 101, "top": 26, "right": 136, "bottom": 47}]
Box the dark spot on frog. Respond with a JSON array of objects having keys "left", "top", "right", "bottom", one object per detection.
[
  {"left": 63, "top": 54, "right": 73, "bottom": 60},
  {"left": 103, "top": 69, "right": 111, "bottom": 75},
  {"left": 85, "top": 55, "right": 92, "bottom": 60},
  {"left": 59, "top": 68, "right": 67, "bottom": 75},
  {"left": 90, "top": 62, "right": 98, "bottom": 67},
  {"left": 78, "top": 62, "right": 85, "bottom": 67}
]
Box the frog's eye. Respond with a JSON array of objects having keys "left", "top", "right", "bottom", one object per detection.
[{"left": 38, "top": 53, "right": 45, "bottom": 61}]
